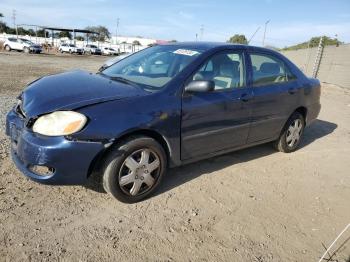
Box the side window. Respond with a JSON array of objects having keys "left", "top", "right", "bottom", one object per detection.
[
  {"left": 192, "top": 51, "right": 245, "bottom": 90},
  {"left": 250, "top": 53, "right": 297, "bottom": 87}
]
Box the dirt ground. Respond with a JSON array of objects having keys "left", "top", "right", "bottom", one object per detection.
[{"left": 0, "top": 51, "right": 349, "bottom": 262}]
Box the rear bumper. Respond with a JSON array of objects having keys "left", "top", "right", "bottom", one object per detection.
[
  {"left": 6, "top": 110, "right": 104, "bottom": 185},
  {"left": 306, "top": 102, "right": 321, "bottom": 126}
]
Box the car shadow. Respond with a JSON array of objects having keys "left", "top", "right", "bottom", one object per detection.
[
  {"left": 84, "top": 119, "right": 337, "bottom": 197},
  {"left": 154, "top": 119, "right": 337, "bottom": 198},
  {"left": 299, "top": 119, "right": 337, "bottom": 149}
]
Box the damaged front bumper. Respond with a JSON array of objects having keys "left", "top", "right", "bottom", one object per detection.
[{"left": 6, "top": 109, "right": 105, "bottom": 185}]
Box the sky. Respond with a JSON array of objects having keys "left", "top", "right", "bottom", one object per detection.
[{"left": 1, "top": 0, "right": 350, "bottom": 47}]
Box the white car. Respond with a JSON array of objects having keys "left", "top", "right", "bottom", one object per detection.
[
  {"left": 102, "top": 47, "right": 118, "bottom": 56},
  {"left": 4, "top": 38, "right": 42, "bottom": 53},
  {"left": 84, "top": 44, "right": 102, "bottom": 55},
  {"left": 59, "top": 44, "right": 83, "bottom": 54}
]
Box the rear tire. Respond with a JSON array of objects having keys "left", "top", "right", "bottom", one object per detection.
[
  {"left": 5, "top": 45, "right": 11, "bottom": 51},
  {"left": 102, "top": 136, "right": 167, "bottom": 203},
  {"left": 274, "top": 112, "right": 305, "bottom": 153}
]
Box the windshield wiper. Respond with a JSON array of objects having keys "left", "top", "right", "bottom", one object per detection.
[
  {"left": 98, "top": 72, "right": 138, "bottom": 87},
  {"left": 109, "top": 76, "right": 139, "bottom": 87}
]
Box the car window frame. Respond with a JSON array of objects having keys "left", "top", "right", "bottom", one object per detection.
[
  {"left": 184, "top": 49, "right": 248, "bottom": 94},
  {"left": 247, "top": 51, "right": 298, "bottom": 88}
]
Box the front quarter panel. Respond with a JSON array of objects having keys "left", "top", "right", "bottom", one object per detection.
[{"left": 74, "top": 92, "right": 181, "bottom": 166}]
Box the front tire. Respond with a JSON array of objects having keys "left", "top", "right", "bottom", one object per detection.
[
  {"left": 274, "top": 112, "right": 305, "bottom": 153},
  {"left": 5, "top": 45, "right": 11, "bottom": 51},
  {"left": 102, "top": 136, "right": 167, "bottom": 203}
]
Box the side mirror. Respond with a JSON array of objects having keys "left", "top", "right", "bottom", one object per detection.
[{"left": 185, "top": 80, "right": 215, "bottom": 93}]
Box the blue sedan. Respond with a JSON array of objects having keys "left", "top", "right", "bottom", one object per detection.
[{"left": 6, "top": 42, "right": 321, "bottom": 202}]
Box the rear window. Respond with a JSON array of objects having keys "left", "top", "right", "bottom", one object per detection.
[{"left": 250, "top": 53, "right": 297, "bottom": 86}]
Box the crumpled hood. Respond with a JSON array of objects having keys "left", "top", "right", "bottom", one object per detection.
[{"left": 22, "top": 70, "right": 147, "bottom": 118}]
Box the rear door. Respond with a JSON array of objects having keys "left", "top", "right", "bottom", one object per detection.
[
  {"left": 181, "top": 49, "right": 253, "bottom": 160},
  {"left": 247, "top": 52, "right": 300, "bottom": 143}
]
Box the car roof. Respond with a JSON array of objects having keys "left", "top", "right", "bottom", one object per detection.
[{"left": 161, "top": 41, "right": 277, "bottom": 53}]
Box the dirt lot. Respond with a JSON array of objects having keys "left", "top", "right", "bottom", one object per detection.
[{"left": 0, "top": 52, "right": 349, "bottom": 262}]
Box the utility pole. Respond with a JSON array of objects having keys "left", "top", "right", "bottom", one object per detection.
[
  {"left": 262, "top": 19, "right": 270, "bottom": 46},
  {"left": 116, "top": 18, "right": 120, "bottom": 45},
  {"left": 12, "top": 9, "right": 18, "bottom": 38},
  {"left": 248, "top": 26, "right": 260, "bottom": 44},
  {"left": 0, "top": 12, "right": 4, "bottom": 33},
  {"left": 200, "top": 24, "right": 204, "bottom": 41}
]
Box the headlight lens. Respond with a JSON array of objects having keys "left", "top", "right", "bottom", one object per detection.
[{"left": 33, "top": 111, "right": 87, "bottom": 136}]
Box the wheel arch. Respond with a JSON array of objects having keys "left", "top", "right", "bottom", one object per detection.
[
  {"left": 276, "top": 106, "right": 308, "bottom": 140},
  {"left": 294, "top": 106, "right": 307, "bottom": 123},
  {"left": 87, "top": 129, "right": 172, "bottom": 179}
]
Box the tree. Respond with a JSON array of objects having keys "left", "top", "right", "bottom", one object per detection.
[
  {"left": 227, "top": 34, "right": 248, "bottom": 44},
  {"left": 0, "top": 21, "right": 8, "bottom": 33},
  {"left": 85, "top": 26, "right": 110, "bottom": 41},
  {"left": 58, "top": 31, "right": 72, "bottom": 39},
  {"left": 132, "top": 40, "right": 141, "bottom": 46},
  {"left": 282, "top": 36, "right": 342, "bottom": 50},
  {"left": 37, "top": 29, "right": 49, "bottom": 38},
  {"left": 75, "top": 36, "right": 84, "bottom": 41},
  {"left": 17, "top": 27, "right": 35, "bottom": 36}
]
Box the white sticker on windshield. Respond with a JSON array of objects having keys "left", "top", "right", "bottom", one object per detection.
[{"left": 173, "top": 49, "right": 199, "bottom": 56}]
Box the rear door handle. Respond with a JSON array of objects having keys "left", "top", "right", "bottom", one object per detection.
[{"left": 239, "top": 93, "right": 252, "bottom": 102}]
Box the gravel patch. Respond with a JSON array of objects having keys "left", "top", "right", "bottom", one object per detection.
[{"left": 0, "top": 94, "right": 16, "bottom": 134}]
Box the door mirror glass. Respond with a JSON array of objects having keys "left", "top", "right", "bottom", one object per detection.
[{"left": 185, "top": 80, "right": 215, "bottom": 93}]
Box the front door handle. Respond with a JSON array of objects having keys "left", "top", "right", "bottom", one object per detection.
[
  {"left": 288, "top": 88, "right": 297, "bottom": 94},
  {"left": 239, "top": 93, "right": 252, "bottom": 102}
]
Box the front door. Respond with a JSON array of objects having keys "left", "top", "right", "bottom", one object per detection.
[{"left": 181, "top": 50, "right": 253, "bottom": 160}]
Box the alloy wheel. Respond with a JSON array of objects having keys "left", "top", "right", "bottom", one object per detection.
[
  {"left": 286, "top": 119, "right": 303, "bottom": 147},
  {"left": 118, "top": 148, "right": 161, "bottom": 196}
]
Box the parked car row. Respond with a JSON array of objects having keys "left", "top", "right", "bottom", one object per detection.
[
  {"left": 59, "top": 44, "right": 119, "bottom": 56},
  {"left": 3, "top": 37, "right": 120, "bottom": 56}
]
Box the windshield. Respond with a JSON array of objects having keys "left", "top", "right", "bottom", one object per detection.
[
  {"left": 102, "top": 45, "right": 202, "bottom": 90},
  {"left": 69, "top": 44, "right": 76, "bottom": 47}
]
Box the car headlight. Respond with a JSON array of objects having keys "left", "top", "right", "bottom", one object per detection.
[{"left": 33, "top": 111, "right": 87, "bottom": 136}]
